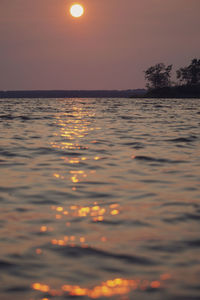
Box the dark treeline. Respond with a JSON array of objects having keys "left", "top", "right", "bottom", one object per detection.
[{"left": 143, "top": 58, "right": 200, "bottom": 98}]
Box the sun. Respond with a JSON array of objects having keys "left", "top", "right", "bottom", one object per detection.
[{"left": 70, "top": 4, "right": 84, "bottom": 18}]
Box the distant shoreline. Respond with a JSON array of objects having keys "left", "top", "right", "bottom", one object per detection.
[
  {"left": 0, "top": 89, "right": 146, "bottom": 99},
  {"left": 1, "top": 87, "right": 199, "bottom": 99}
]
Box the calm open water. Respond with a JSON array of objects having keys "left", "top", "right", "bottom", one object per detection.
[{"left": 0, "top": 98, "right": 200, "bottom": 300}]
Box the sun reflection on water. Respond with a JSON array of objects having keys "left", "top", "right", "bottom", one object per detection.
[
  {"left": 50, "top": 105, "right": 104, "bottom": 191},
  {"left": 32, "top": 274, "right": 171, "bottom": 299},
  {"left": 36, "top": 201, "right": 122, "bottom": 251},
  {"left": 51, "top": 203, "right": 120, "bottom": 223}
]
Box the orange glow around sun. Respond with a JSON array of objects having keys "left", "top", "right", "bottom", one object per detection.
[{"left": 70, "top": 4, "right": 84, "bottom": 18}]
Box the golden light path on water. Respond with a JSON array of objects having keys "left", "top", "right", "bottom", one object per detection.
[
  {"left": 50, "top": 106, "right": 102, "bottom": 187},
  {"left": 32, "top": 274, "right": 171, "bottom": 299},
  {"left": 30, "top": 103, "right": 172, "bottom": 299},
  {"left": 33, "top": 201, "right": 142, "bottom": 299},
  {"left": 32, "top": 200, "right": 171, "bottom": 298}
]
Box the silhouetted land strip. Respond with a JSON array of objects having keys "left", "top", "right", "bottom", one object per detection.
[
  {"left": 1, "top": 86, "right": 199, "bottom": 99},
  {"left": 144, "top": 84, "right": 200, "bottom": 98},
  {"left": 130, "top": 84, "right": 200, "bottom": 98},
  {"left": 0, "top": 89, "right": 145, "bottom": 99}
]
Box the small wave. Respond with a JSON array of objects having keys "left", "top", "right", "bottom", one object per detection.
[
  {"left": 154, "top": 105, "right": 163, "bottom": 108},
  {"left": 30, "top": 198, "right": 63, "bottom": 205},
  {"left": 0, "top": 114, "right": 14, "bottom": 120},
  {"left": 163, "top": 213, "right": 200, "bottom": 224},
  {"left": 4, "top": 286, "right": 31, "bottom": 293},
  {"left": 145, "top": 237, "right": 200, "bottom": 254},
  {"left": 129, "top": 220, "right": 151, "bottom": 227},
  {"left": 121, "top": 142, "right": 144, "bottom": 149},
  {"left": 0, "top": 114, "right": 31, "bottom": 121},
  {"left": 0, "top": 186, "right": 29, "bottom": 192},
  {"left": 83, "top": 181, "right": 116, "bottom": 185},
  {"left": 0, "top": 149, "right": 30, "bottom": 158},
  {"left": 120, "top": 116, "right": 133, "bottom": 120},
  {"left": 161, "top": 202, "right": 192, "bottom": 207},
  {"left": 0, "top": 149, "right": 18, "bottom": 157},
  {"left": 134, "top": 155, "right": 184, "bottom": 164},
  {"left": 94, "top": 219, "right": 124, "bottom": 225},
  {"left": 145, "top": 243, "right": 183, "bottom": 254},
  {"left": 184, "top": 239, "right": 200, "bottom": 248},
  {"left": 0, "top": 114, "right": 53, "bottom": 121},
  {"left": 32, "top": 147, "right": 83, "bottom": 156},
  {"left": 167, "top": 136, "right": 197, "bottom": 143},
  {"left": 141, "top": 179, "right": 172, "bottom": 184},
  {"left": 51, "top": 245, "right": 157, "bottom": 266},
  {"left": 0, "top": 260, "right": 16, "bottom": 269},
  {"left": 131, "top": 192, "right": 157, "bottom": 200},
  {"left": 86, "top": 192, "right": 114, "bottom": 199}
]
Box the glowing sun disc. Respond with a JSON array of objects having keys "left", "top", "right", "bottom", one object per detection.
[{"left": 70, "top": 4, "right": 84, "bottom": 18}]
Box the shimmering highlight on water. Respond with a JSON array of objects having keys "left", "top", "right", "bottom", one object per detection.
[{"left": 0, "top": 98, "right": 200, "bottom": 300}]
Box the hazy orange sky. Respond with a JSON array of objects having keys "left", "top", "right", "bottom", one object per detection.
[{"left": 0, "top": 0, "right": 200, "bottom": 90}]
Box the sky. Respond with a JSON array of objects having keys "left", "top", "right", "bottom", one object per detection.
[{"left": 0, "top": 0, "right": 200, "bottom": 90}]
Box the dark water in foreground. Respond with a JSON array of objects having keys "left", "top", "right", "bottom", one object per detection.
[{"left": 0, "top": 98, "right": 200, "bottom": 300}]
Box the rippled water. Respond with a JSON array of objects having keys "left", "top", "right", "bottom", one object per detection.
[{"left": 0, "top": 98, "right": 200, "bottom": 300}]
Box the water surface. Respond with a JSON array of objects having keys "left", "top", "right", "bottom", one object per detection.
[{"left": 0, "top": 98, "right": 200, "bottom": 300}]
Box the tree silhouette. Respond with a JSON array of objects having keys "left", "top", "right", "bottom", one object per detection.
[
  {"left": 144, "top": 63, "right": 172, "bottom": 90},
  {"left": 176, "top": 59, "right": 200, "bottom": 85}
]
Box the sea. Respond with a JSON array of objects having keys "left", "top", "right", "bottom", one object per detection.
[{"left": 0, "top": 97, "right": 200, "bottom": 300}]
